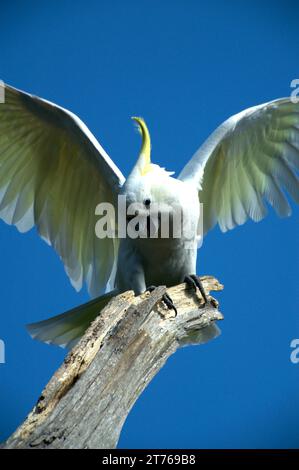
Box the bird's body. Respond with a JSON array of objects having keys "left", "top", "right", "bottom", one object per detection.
[
  {"left": 0, "top": 82, "right": 298, "bottom": 348},
  {"left": 116, "top": 172, "right": 199, "bottom": 294}
]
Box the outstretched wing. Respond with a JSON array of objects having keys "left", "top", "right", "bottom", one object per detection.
[
  {"left": 0, "top": 83, "right": 125, "bottom": 296},
  {"left": 179, "top": 98, "right": 299, "bottom": 234}
]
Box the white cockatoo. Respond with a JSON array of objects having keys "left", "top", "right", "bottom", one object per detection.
[{"left": 0, "top": 82, "right": 298, "bottom": 348}]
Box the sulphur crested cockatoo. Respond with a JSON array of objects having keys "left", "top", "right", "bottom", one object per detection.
[{"left": 0, "top": 82, "right": 298, "bottom": 348}]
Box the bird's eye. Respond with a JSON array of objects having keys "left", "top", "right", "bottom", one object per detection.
[{"left": 144, "top": 198, "right": 151, "bottom": 207}]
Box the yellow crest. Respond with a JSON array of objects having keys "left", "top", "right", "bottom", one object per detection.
[{"left": 131, "top": 116, "right": 152, "bottom": 176}]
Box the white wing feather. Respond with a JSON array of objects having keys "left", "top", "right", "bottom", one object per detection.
[
  {"left": 0, "top": 83, "right": 125, "bottom": 296},
  {"left": 179, "top": 98, "right": 299, "bottom": 234}
]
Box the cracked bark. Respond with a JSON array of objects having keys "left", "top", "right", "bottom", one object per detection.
[{"left": 3, "top": 276, "right": 223, "bottom": 449}]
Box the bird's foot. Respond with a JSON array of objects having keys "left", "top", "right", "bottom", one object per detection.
[
  {"left": 184, "top": 274, "right": 217, "bottom": 308},
  {"left": 146, "top": 286, "right": 178, "bottom": 317}
]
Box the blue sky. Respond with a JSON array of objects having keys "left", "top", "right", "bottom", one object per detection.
[{"left": 0, "top": 0, "right": 299, "bottom": 448}]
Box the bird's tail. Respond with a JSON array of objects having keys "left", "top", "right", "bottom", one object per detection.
[
  {"left": 26, "top": 290, "right": 117, "bottom": 349},
  {"left": 180, "top": 323, "right": 221, "bottom": 347}
]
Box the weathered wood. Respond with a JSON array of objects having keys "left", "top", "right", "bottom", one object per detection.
[{"left": 3, "top": 276, "right": 223, "bottom": 449}]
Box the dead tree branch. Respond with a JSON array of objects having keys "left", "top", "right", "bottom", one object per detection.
[{"left": 3, "top": 276, "right": 223, "bottom": 449}]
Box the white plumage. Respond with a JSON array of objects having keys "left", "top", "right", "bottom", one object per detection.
[{"left": 0, "top": 83, "right": 298, "bottom": 348}]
